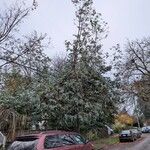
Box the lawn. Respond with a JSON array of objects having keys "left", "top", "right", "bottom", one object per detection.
[{"left": 93, "top": 135, "right": 119, "bottom": 149}]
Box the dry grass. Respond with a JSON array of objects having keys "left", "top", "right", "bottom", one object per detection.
[{"left": 93, "top": 135, "right": 119, "bottom": 149}]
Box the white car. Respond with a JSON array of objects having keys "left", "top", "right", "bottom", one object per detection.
[{"left": 142, "top": 126, "right": 150, "bottom": 133}]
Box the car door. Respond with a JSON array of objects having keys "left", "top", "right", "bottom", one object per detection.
[
  {"left": 44, "top": 134, "right": 76, "bottom": 150},
  {"left": 71, "top": 134, "right": 91, "bottom": 150}
]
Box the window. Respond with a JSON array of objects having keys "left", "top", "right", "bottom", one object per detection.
[
  {"left": 9, "top": 136, "right": 38, "bottom": 150},
  {"left": 121, "top": 130, "right": 130, "bottom": 134},
  {"left": 44, "top": 135, "right": 62, "bottom": 149},
  {"left": 72, "top": 134, "right": 86, "bottom": 144},
  {"left": 59, "top": 134, "right": 76, "bottom": 145}
]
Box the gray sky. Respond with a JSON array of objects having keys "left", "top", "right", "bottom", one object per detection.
[{"left": 0, "top": 0, "right": 150, "bottom": 58}]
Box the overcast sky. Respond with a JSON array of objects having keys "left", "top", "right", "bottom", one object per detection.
[{"left": 0, "top": 0, "right": 150, "bottom": 58}]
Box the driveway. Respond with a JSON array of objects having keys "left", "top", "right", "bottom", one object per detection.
[{"left": 103, "top": 134, "right": 150, "bottom": 150}]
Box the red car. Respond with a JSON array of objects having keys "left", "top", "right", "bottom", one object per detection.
[{"left": 8, "top": 130, "right": 94, "bottom": 150}]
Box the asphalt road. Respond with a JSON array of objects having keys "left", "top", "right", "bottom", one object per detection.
[{"left": 103, "top": 134, "right": 150, "bottom": 150}]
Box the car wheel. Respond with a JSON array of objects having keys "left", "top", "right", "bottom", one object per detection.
[{"left": 131, "top": 137, "right": 134, "bottom": 142}]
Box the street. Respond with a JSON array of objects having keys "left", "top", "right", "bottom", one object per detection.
[{"left": 103, "top": 134, "right": 150, "bottom": 150}]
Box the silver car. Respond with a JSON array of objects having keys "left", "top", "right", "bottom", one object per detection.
[{"left": 119, "top": 130, "right": 136, "bottom": 142}]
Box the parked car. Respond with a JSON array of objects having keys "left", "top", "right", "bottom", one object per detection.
[
  {"left": 130, "top": 128, "right": 142, "bottom": 139},
  {"left": 137, "top": 128, "right": 142, "bottom": 138},
  {"left": 142, "top": 126, "right": 150, "bottom": 133},
  {"left": 8, "top": 130, "right": 94, "bottom": 150},
  {"left": 119, "top": 130, "right": 136, "bottom": 142},
  {"left": 142, "top": 127, "right": 147, "bottom": 133}
]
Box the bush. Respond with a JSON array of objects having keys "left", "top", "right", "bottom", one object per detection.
[
  {"left": 85, "top": 127, "right": 109, "bottom": 141},
  {"left": 86, "top": 130, "right": 99, "bottom": 141},
  {"left": 113, "top": 122, "right": 126, "bottom": 133}
]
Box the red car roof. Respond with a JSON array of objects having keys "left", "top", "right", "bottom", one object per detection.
[{"left": 16, "top": 130, "right": 78, "bottom": 139}]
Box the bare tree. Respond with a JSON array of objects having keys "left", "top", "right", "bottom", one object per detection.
[
  {"left": 124, "top": 38, "right": 150, "bottom": 79},
  {"left": 0, "top": 2, "right": 51, "bottom": 76},
  {"left": 0, "top": 3, "right": 29, "bottom": 67},
  {"left": 113, "top": 37, "right": 150, "bottom": 119}
]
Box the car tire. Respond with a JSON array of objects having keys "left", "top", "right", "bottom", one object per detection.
[{"left": 131, "top": 137, "right": 134, "bottom": 142}]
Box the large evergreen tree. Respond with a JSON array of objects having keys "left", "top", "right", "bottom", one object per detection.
[{"left": 51, "top": 0, "right": 120, "bottom": 132}]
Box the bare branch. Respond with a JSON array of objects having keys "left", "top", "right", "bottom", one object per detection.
[{"left": 0, "top": 6, "right": 29, "bottom": 44}]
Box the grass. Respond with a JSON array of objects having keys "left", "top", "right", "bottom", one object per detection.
[{"left": 93, "top": 135, "right": 119, "bottom": 149}]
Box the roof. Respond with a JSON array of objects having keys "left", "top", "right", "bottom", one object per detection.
[{"left": 16, "top": 130, "right": 78, "bottom": 139}]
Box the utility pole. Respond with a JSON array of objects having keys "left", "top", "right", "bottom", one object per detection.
[{"left": 134, "top": 96, "right": 141, "bottom": 128}]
